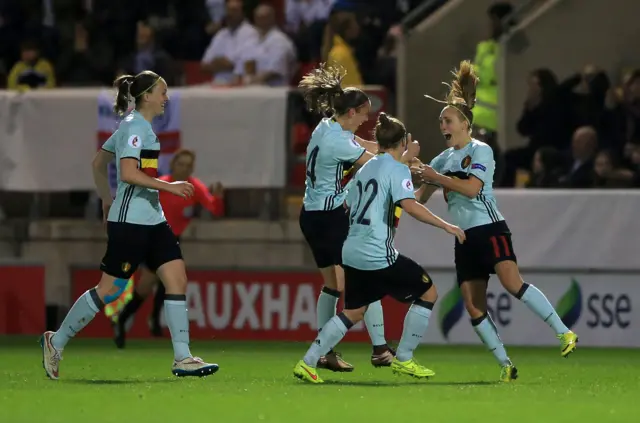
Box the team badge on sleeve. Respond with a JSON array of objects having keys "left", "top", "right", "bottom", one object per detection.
[
  {"left": 128, "top": 135, "right": 142, "bottom": 148},
  {"left": 461, "top": 155, "right": 471, "bottom": 169},
  {"left": 402, "top": 178, "right": 414, "bottom": 191},
  {"left": 471, "top": 163, "right": 486, "bottom": 171}
]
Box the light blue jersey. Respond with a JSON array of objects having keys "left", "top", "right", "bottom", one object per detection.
[
  {"left": 343, "top": 154, "right": 415, "bottom": 270},
  {"left": 430, "top": 139, "right": 504, "bottom": 231},
  {"left": 101, "top": 111, "right": 165, "bottom": 225},
  {"left": 303, "top": 118, "right": 365, "bottom": 211}
]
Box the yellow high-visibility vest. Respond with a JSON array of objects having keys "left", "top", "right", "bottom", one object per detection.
[{"left": 473, "top": 40, "right": 498, "bottom": 132}]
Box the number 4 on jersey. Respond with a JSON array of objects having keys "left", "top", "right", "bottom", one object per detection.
[{"left": 306, "top": 146, "right": 319, "bottom": 188}]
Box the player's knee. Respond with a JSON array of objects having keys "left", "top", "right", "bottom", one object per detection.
[
  {"left": 419, "top": 283, "right": 438, "bottom": 304},
  {"left": 163, "top": 273, "right": 187, "bottom": 294},
  {"left": 343, "top": 307, "right": 365, "bottom": 324}
]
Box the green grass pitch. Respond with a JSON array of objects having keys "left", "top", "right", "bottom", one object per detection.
[{"left": 1, "top": 337, "right": 639, "bottom": 423}]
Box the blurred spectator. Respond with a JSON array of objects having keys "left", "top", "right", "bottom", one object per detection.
[
  {"left": 285, "top": 0, "right": 334, "bottom": 62},
  {"left": 601, "top": 69, "right": 640, "bottom": 156},
  {"left": 473, "top": 2, "right": 513, "bottom": 186},
  {"left": 558, "top": 65, "right": 610, "bottom": 140},
  {"left": 502, "top": 69, "right": 564, "bottom": 186},
  {"left": 592, "top": 149, "right": 634, "bottom": 188},
  {"left": 237, "top": 4, "right": 296, "bottom": 86},
  {"left": 558, "top": 126, "right": 598, "bottom": 188},
  {"left": 56, "top": 21, "right": 113, "bottom": 87},
  {"left": 117, "top": 21, "right": 177, "bottom": 86},
  {"left": 322, "top": 11, "right": 362, "bottom": 87},
  {"left": 7, "top": 40, "right": 55, "bottom": 90},
  {"left": 205, "top": 0, "right": 226, "bottom": 36},
  {"left": 526, "top": 147, "right": 562, "bottom": 188},
  {"left": 201, "top": 0, "right": 258, "bottom": 85}
]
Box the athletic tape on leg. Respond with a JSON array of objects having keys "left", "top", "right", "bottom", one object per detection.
[{"left": 105, "top": 278, "right": 130, "bottom": 304}]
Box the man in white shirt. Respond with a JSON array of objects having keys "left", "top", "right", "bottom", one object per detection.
[
  {"left": 236, "top": 4, "right": 297, "bottom": 87},
  {"left": 285, "top": 0, "right": 335, "bottom": 33},
  {"left": 201, "top": 0, "right": 258, "bottom": 85}
]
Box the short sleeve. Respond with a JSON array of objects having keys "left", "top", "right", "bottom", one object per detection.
[
  {"left": 469, "top": 144, "right": 494, "bottom": 183},
  {"left": 101, "top": 134, "right": 116, "bottom": 153},
  {"left": 333, "top": 133, "right": 365, "bottom": 163},
  {"left": 118, "top": 127, "right": 145, "bottom": 160},
  {"left": 390, "top": 165, "right": 415, "bottom": 205},
  {"left": 429, "top": 151, "right": 446, "bottom": 173},
  {"left": 202, "top": 32, "right": 226, "bottom": 63}
]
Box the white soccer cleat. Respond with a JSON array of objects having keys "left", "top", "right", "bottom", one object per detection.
[
  {"left": 172, "top": 356, "right": 219, "bottom": 377},
  {"left": 40, "top": 331, "right": 63, "bottom": 380}
]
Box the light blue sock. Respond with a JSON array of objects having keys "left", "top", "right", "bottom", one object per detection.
[
  {"left": 396, "top": 302, "right": 433, "bottom": 362},
  {"left": 316, "top": 287, "right": 339, "bottom": 330},
  {"left": 303, "top": 314, "right": 351, "bottom": 367},
  {"left": 364, "top": 300, "right": 386, "bottom": 346},
  {"left": 164, "top": 295, "right": 192, "bottom": 361},
  {"left": 52, "top": 288, "right": 103, "bottom": 350},
  {"left": 520, "top": 284, "right": 569, "bottom": 335},
  {"left": 473, "top": 315, "right": 511, "bottom": 366}
]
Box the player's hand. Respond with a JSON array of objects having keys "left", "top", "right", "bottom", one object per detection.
[
  {"left": 405, "top": 133, "right": 420, "bottom": 159},
  {"left": 445, "top": 224, "right": 466, "bottom": 244},
  {"left": 168, "top": 181, "right": 195, "bottom": 198},
  {"left": 414, "top": 164, "right": 439, "bottom": 181}
]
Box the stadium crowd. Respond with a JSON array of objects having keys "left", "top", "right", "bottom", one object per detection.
[{"left": 1, "top": 0, "right": 639, "bottom": 190}]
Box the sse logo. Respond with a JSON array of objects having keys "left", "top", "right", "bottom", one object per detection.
[{"left": 557, "top": 279, "right": 631, "bottom": 329}]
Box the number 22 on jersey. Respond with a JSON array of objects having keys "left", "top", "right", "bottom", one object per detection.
[{"left": 350, "top": 179, "right": 378, "bottom": 225}]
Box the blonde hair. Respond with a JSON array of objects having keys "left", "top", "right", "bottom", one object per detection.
[{"left": 425, "top": 60, "right": 479, "bottom": 128}]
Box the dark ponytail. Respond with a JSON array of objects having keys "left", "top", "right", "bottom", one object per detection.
[
  {"left": 298, "top": 63, "right": 369, "bottom": 116},
  {"left": 375, "top": 112, "right": 406, "bottom": 149},
  {"left": 113, "top": 74, "right": 135, "bottom": 115},
  {"left": 112, "top": 70, "right": 164, "bottom": 116}
]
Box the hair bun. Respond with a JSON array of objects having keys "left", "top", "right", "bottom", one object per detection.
[{"left": 378, "top": 112, "right": 390, "bottom": 125}]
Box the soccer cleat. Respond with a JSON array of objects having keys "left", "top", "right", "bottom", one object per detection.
[
  {"left": 317, "top": 351, "right": 354, "bottom": 372},
  {"left": 40, "top": 331, "right": 62, "bottom": 380},
  {"left": 391, "top": 357, "right": 435, "bottom": 379},
  {"left": 371, "top": 345, "right": 395, "bottom": 367},
  {"left": 500, "top": 364, "right": 518, "bottom": 382},
  {"left": 293, "top": 360, "right": 324, "bottom": 384},
  {"left": 172, "top": 357, "right": 219, "bottom": 377},
  {"left": 558, "top": 331, "right": 578, "bottom": 357}
]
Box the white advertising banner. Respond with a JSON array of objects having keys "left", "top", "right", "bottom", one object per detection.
[
  {"left": 423, "top": 270, "right": 637, "bottom": 347},
  {"left": 0, "top": 87, "right": 287, "bottom": 190},
  {"left": 396, "top": 189, "right": 640, "bottom": 270}
]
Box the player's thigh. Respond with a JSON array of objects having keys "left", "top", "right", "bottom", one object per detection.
[
  {"left": 147, "top": 222, "right": 186, "bottom": 294},
  {"left": 384, "top": 255, "right": 435, "bottom": 304},
  {"left": 343, "top": 265, "right": 385, "bottom": 314},
  {"left": 100, "top": 222, "right": 147, "bottom": 281},
  {"left": 299, "top": 207, "right": 348, "bottom": 269},
  {"left": 455, "top": 231, "right": 491, "bottom": 286}
]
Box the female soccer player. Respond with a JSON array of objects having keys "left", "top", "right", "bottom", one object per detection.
[
  {"left": 412, "top": 61, "right": 579, "bottom": 382},
  {"left": 112, "top": 149, "right": 225, "bottom": 348},
  {"left": 298, "top": 64, "right": 418, "bottom": 371},
  {"left": 41, "top": 71, "right": 219, "bottom": 379},
  {"left": 293, "top": 113, "right": 466, "bottom": 383}
]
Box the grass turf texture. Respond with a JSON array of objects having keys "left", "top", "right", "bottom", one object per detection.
[{"left": 1, "top": 337, "right": 638, "bottom": 423}]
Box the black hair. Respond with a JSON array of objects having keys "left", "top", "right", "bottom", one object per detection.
[
  {"left": 425, "top": 60, "right": 479, "bottom": 129},
  {"left": 375, "top": 112, "right": 407, "bottom": 149},
  {"left": 113, "top": 70, "right": 163, "bottom": 116},
  {"left": 298, "top": 63, "right": 369, "bottom": 116},
  {"left": 531, "top": 68, "right": 558, "bottom": 102}
]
